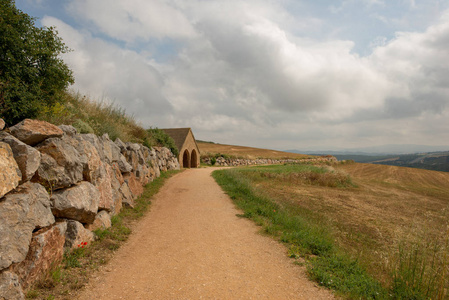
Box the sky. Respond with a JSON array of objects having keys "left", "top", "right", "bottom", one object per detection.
[{"left": 15, "top": 0, "right": 449, "bottom": 151}]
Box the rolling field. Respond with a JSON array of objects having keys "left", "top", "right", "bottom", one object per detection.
[
  {"left": 197, "top": 141, "right": 313, "bottom": 160},
  {"left": 211, "top": 149, "right": 449, "bottom": 299}
]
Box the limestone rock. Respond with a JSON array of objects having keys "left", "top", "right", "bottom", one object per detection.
[
  {"left": 67, "top": 135, "right": 102, "bottom": 183},
  {"left": 153, "top": 165, "right": 161, "bottom": 178},
  {"left": 135, "top": 164, "right": 150, "bottom": 185},
  {"left": 79, "top": 134, "right": 104, "bottom": 162},
  {"left": 51, "top": 181, "right": 99, "bottom": 224},
  {"left": 114, "top": 138, "right": 127, "bottom": 153},
  {"left": 0, "top": 271, "right": 24, "bottom": 300},
  {"left": 58, "top": 125, "right": 78, "bottom": 136},
  {"left": 100, "top": 134, "right": 113, "bottom": 163},
  {"left": 95, "top": 164, "right": 114, "bottom": 211},
  {"left": 167, "top": 157, "right": 180, "bottom": 170},
  {"left": 9, "top": 119, "right": 63, "bottom": 146},
  {"left": 117, "top": 154, "right": 133, "bottom": 173},
  {"left": 86, "top": 211, "right": 112, "bottom": 231},
  {"left": 0, "top": 132, "right": 41, "bottom": 183},
  {"left": 0, "top": 118, "right": 5, "bottom": 130},
  {"left": 123, "top": 173, "right": 144, "bottom": 199},
  {"left": 109, "top": 163, "right": 123, "bottom": 215},
  {"left": 12, "top": 222, "right": 67, "bottom": 289},
  {"left": 0, "top": 142, "right": 21, "bottom": 198},
  {"left": 119, "top": 182, "right": 134, "bottom": 208},
  {"left": 35, "top": 137, "right": 83, "bottom": 189},
  {"left": 110, "top": 140, "right": 122, "bottom": 162},
  {"left": 124, "top": 150, "right": 139, "bottom": 171},
  {"left": 0, "top": 182, "right": 54, "bottom": 270},
  {"left": 64, "top": 220, "right": 95, "bottom": 249}
]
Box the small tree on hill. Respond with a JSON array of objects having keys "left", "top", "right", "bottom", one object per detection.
[{"left": 0, "top": 0, "right": 74, "bottom": 125}]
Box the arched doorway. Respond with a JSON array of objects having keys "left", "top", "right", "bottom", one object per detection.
[
  {"left": 182, "top": 149, "right": 190, "bottom": 168},
  {"left": 191, "top": 150, "right": 198, "bottom": 168}
]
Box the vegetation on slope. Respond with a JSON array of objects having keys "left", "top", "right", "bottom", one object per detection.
[
  {"left": 35, "top": 91, "right": 177, "bottom": 153},
  {"left": 213, "top": 163, "right": 449, "bottom": 299}
]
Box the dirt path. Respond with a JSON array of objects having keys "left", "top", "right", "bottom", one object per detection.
[{"left": 77, "top": 168, "right": 334, "bottom": 299}]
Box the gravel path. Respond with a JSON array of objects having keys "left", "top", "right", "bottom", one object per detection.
[{"left": 77, "top": 168, "right": 334, "bottom": 299}]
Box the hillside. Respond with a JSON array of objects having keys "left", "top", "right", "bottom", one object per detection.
[
  {"left": 213, "top": 160, "right": 449, "bottom": 298},
  {"left": 333, "top": 151, "right": 449, "bottom": 172},
  {"left": 197, "top": 141, "right": 313, "bottom": 160}
]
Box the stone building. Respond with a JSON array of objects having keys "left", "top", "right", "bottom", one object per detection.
[{"left": 162, "top": 128, "right": 200, "bottom": 168}]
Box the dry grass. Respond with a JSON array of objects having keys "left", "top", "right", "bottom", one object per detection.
[
  {"left": 215, "top": 162, "right": 449, "bottom": 297},
  {"left": 197, "top": 141, "right": 313, "bottom": 160},
  {"left": 259, "top": 162, "right": 449, "bottom": 287}
]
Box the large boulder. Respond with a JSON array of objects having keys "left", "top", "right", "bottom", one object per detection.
[
  {"left": 0, "top": 118, "right": 5, "bottom": 130},
  {"left": 64, "top": 135, "right": 102, "bottom": 183},
  {"left": 100, "top": 134, "right": 113, "bottom": 164},
  {"left": 119, "top": 182, "right": 134, "bottom": 208},
  {"left": 123, "top": 173, "right": 144, "bottom": 199},
  {"left": 64, "top": 220, "right": 95, "bottom": 249},
  {"left": 95, "top": 164, "right": 114, "bottom": 211},
  {"left": 9, "top": 119, "right": 63, "bottom": 146},
  {"left": 51, "top": 181, "right": 99, "bottom": 224},
  {"left": 86, "top": 210, "right": 112, "bottom": 231},
  {"left": 34, "top": 137, "right": 83, "bottom": 190},
  {"left": 12, "top": 222, "right": 67, "bottom": 289},
  {"left": 124, "top": 150, "right": 139, "bottom": 171},
  {"left": 110, "top": 139, "right": 122, "bottom": 162},
  {"left": 114, "top": 138, "right": 127, "bottom": 153},
  {"left": 0, "top": 132, "right": 41, "bottom": 183},
  {"left": 0, "top": 142, "right": 21, "bottom": 198},
  {"left": 0, "top": 271, "right": 24, "bottom": 300},
  {"left": 116, "top": 153, "right": 133, "bottom": 173},
  {"left": 58, "top": 125, "right": 77, "bottom": 137},
  {"left": 0, "top": 182, "right": 54, "bottom": 270},
  {"left": 135, "top": 164, "right": 150, "bottom": 185},
  {"left": 109, "top": 163, "right": 124, "bottom": 215}
]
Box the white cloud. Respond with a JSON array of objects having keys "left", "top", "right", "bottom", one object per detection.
[
  {"left": 42, "top": 16, "right": 174, "bottom": 126},
  {"left": 66, "top": 0, "right": 196, "bottom": 43},
  {"left": 39, "top": 1, "right": 449, "bottom": 149}
]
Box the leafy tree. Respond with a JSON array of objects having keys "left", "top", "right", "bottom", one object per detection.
[{"left": 0, "top": 0, "right": 74, "bottom": 125}]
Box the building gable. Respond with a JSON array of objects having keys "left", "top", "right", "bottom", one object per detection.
[{"left": 161, "top": 128, "right": 200, "bottom": 168}]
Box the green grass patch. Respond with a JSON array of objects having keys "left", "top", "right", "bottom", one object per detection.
[
  {"left": 231, "top": 164, "right": 356, "bottom": 188},
  {"left": 212, "top": 167, "right": 387, "bottom": 299}
]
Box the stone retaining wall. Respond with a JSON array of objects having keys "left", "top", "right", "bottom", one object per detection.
[
  {"left": 0, "top": 119, "right": 180, "bottom": 299},
  {"left": 202, "top": 155, "right": 337, "bottom": 167}
]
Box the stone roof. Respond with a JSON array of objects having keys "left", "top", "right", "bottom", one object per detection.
[{"left": 161, "top": 128, "right": 193, "bottom": 152}]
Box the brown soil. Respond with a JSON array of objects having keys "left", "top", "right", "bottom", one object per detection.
[
  {"left": 76, "top": 168, "right": 334, "bottom": 299},
  {"left": 198, "top": 142, "right": 313, "bottom": 160}
]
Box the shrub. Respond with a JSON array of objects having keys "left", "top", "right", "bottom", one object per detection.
[{"left": 146, "top": 128, "right": 179, "bottom": 156}]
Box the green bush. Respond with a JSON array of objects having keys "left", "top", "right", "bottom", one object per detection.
[
  {"left": 0, "top": 0, "right": 74, "bottom": 125},
  {"left": 147, "top": 128, "right": 179, "bottom": 156}
]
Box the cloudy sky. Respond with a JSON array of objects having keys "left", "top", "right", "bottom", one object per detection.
[{"left": 15, "top": 0, "right": 449, "bottom": 151}]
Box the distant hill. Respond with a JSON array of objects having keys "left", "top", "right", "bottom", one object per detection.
[
  {"left": 287, "top": 144, "right": 449, "bottom": 155},
  {"left": 288, "top": 151, "right": 449, "bottom": 172}
]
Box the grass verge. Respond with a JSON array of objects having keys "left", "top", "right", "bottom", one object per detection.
[
  {"left": 26, "top": 169, "right": 181, "bottom": 300},
  {"left": 212, "top": 166, "right": 387, "bottom": 299}
]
